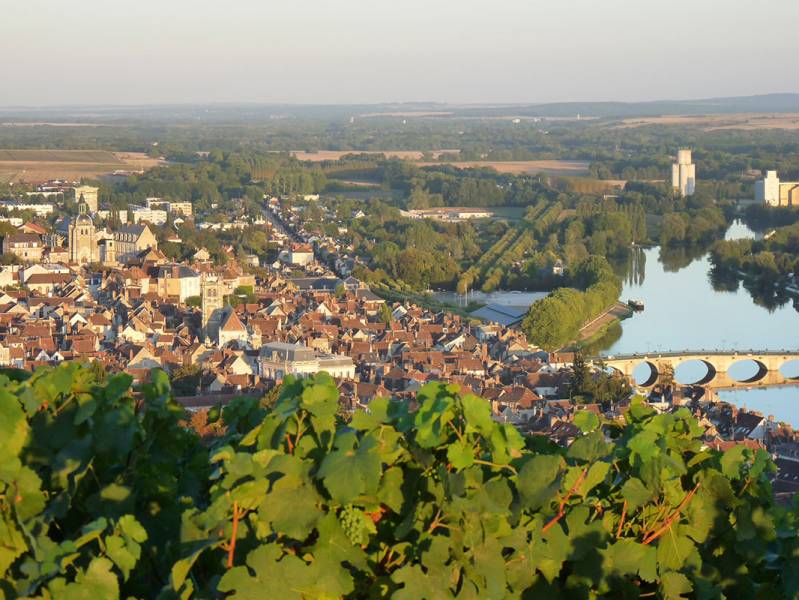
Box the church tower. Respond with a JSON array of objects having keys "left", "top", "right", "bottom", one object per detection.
[
  {"left": 69, "top": 203, "right": 97, "bottom": 265},
  {"left": 201, "top": 274, "right": 224, "bottom": 342}
]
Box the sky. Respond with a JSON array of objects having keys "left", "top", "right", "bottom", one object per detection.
[{"left": 2, "top": 0, "right": 798, "bottom": 106}]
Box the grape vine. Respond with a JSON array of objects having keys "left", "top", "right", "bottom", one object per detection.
[{"left": 1, "top": 363, "right": 799, "bottom": 598}]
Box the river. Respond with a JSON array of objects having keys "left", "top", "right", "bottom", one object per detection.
[
  {"left": 591, "top": 220, "right": 799, "bottom": 425},
  {"left": 442, "top": 220, "right": 799, "bottom": 425}
]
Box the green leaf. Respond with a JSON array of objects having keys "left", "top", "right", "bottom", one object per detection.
[
  {"left": 217, "top": 543, "right": 353, "bottom": 599},
  {"left": 621, "top": 477, "right": 653, "bottom": 510},
  {"left": 567, "top": 430, "right": 609, "bottom": 462},
  {"left": 660, "top": 571, "right": 693, "bottom": 599},
  {"left": 0, "top": 389, "right": 27, "bottom": 467},
  {"left": 446, "top": 439, "right": 475, "bottom": 470},
  {"left": 50, "top": 557, "right": 120, "bottom": 600},
  {"left": 105, "top": 535, "right": 138, "bottom": 580},
  {"left": 627, "top": 429, "right": 660, "bottom": 465},
  {"left": 580, "top": 461, "right": 610, "bottom": 497},
  {"left": 572, "top": 410, "right": 599, "bottom": 433},
  {"left": 517, "top": 455, "right": 563, "bottom": 510},
  {"left": 316, "top": 431, "right": 381, "bottom": 503},
  {"left": 656, "top": 527, "right": 694, "bottom": 571},
  {"left": 461, "top": 393, "right": 493, "bottom": 433},
  {"left": 720, "top": 445, "right": 748, "bottom": 479},
  {"left": 171, "top": 539, "right": 223, "bottom": 591},
  {"left": 350, "top": 396, "right": 391, "bottom": 431},
  {"left": 391, "top": 564, "right": 455, "bottom": 600},
  {"left": 377, "top": 466, "right": 404, "bottom": 513},
  {"left": 602, "top": 539, "right": 657, "bottom": 581}
]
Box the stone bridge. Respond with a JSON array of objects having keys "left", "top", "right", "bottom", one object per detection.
[{"left": 591, "top": 351, "right": 799, "bottom": 390}]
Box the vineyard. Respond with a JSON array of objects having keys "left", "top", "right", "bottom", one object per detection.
[
  {"left": 2, "top": 362, "right": 799, "bottom": 598},
  {"left": 456, "top": 200, "right": 566, "bottom": 294}
]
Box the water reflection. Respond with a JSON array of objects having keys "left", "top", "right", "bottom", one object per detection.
[
  {"left": 596, "top": 222, "right": 798, "bottom": 355},
  {"left": 597, "top": 220, "right": 799, "bottom": 425},
  {"left": 658, "top": 245, "right": 708, "bottom": 272}
]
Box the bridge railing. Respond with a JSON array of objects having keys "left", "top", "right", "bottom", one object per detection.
[{"left": 592, "top": 349, "right": 799, "bottom": 361}]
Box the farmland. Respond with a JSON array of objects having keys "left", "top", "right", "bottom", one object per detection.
[
  {"left": 614, "top": 112, "right": 799, "bottom": 131},
  {"left": 290, "top": 150, "right": 460, "bottom": 161},
  {"left": 0, "top": 150, "right": 164, "bottom": 183},
  {"left": 413, "top": 159, "right": 591, "bottom": 176}
]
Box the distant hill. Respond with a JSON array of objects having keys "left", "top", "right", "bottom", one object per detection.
[
  {"left": 3, "top": 94, "right": 799, "bottom": 122},
  {"left": 450, "top": 94, "right": 799, "bottom": 118}
]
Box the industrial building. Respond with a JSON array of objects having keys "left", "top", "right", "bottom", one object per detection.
[
  {"left": 671, "top": 149, "right": 696, "bottom": 196},
  {"left": 755, "top": 171, "right": 799, "bottom": 207}
]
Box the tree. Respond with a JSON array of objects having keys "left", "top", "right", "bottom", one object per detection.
[
  {"left": 172, "top": 364, "right": 202, "bottom": 395},
  {"left": 379, "top": 302, "right": 393, "bottom": 325}
]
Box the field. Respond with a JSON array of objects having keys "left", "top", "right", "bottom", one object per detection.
[
  {"left": 0, "top": 150, "right": 164, "bottom": 183},
  {"left": 614, "top": 113, "right": 799, "bottom": 131},
  {"left": 290, "top": 150, "right": 460, "bottom": 161},
  {"left": 290, "top": 151, "right": 592, "bottom": 177},
  {"left": 414, "top": 159, "right": 591, "bottom": 176}
]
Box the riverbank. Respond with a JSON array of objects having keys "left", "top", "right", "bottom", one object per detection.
[{"left": 561, "top": 301, "right": 633, "bottom": 351}]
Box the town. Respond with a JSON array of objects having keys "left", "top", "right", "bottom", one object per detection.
[{"left": 1, "top": 178, "right": 798, "bottom": 505}]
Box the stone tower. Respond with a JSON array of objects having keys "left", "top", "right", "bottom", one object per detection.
[
  {"left": 69, "top": 204, "right": 97, "bottom": 265},
  {"left": 98, "top": 236, "right": 117, "bottom": 266},
  {"left": 201, "top": 274, "right": 224, "bottom": 342}
]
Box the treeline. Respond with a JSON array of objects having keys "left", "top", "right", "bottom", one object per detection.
[
  {"left": 521, "top": 256, "right": 623, "bottom": 351},
  {"left": 710, "top": 221, "right": 799, "bottom": 285},
  {"left": 341, "top": 200, "right": 498, "bottom": 290},
  {"left": 659, "top": 207, "right": 728, "bottom": 246},
  {"left": 383, "top": 161, "right": 558, "bottom": 208},
  {"left": 102, "top": 151, "right": 326, "bottom": 214}
]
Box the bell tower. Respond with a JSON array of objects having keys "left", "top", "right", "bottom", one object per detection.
[
  {"left": 201, "top": 274, "right": 224, "bottom": 341},
  {"left": 68, "top": 203, "right": 97, "bottom": 265}
]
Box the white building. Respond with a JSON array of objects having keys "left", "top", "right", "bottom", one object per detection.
[
  {"left": 259, "top": 342, "right": 355, "bottom": 381},
  {"left": 145, "top": 197, "right": 192, "bottom": 216},
  {"left": 279, "top": 243, "right": 314, "bottom": 266},
  {"left": 0, "top": 202, "right": 54, "bottom": 217},
  {"left": 755, "top": 170, "right": 799, "bottom": 207},
  {"left": 671, "top": 149, "right": 696, "bottom": 196},
  {"left": 129, "top": 204, "right": 168, "bottom": 226}
]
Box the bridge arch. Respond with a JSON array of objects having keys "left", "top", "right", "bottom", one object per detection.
[
  {"left": 631, "top": 361, "right": 659, "bottom": 388},
  {"left": 674, "top": 359, "right": 717, "bottom": 385},
  {"left": 781, "top": 359, "right": 799, "bottom": 381},
  {"left": 728, "top": 358, "right": 770, "bottom": 383}
]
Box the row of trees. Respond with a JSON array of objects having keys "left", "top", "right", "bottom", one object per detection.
[{"left": 521, "top": 256, "right": 623, "bottom": 351}]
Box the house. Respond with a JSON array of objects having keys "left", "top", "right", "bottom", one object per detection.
[
  {"left": 259, "top": 342, "right": 355, "bottom": 381},
  {"left": 282, "top": 243, "right": 314, "bottom": 266},
  {"left": 3, "top": 233, "right": 44, "bottom": 262},
  {"left": 156, "top": 265, "right": 201, "bottom": 302},
  {"left": 218, "top": 309, "right": 249, "bottom": 348}
]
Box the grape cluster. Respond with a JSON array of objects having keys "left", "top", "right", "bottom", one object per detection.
[{"left": 338, "top": 504, "right": 371, "bottom": 546}]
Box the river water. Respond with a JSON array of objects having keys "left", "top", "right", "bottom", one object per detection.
[{"left": 590, "top": 220, "right": 799, "bottom": 425}]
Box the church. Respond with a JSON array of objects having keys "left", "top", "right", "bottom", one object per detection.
[{"left": 66, "top": 206, "right": 159, "bottom": 266}]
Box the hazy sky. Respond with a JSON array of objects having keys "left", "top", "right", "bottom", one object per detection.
[{"left": 2, "top": 0, "right": 798, "bottom": 106}]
